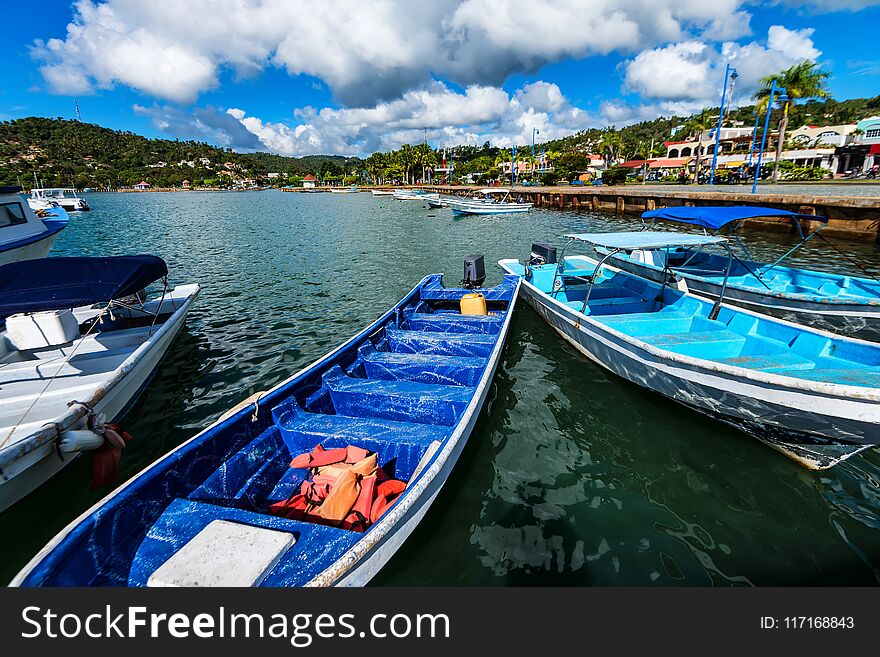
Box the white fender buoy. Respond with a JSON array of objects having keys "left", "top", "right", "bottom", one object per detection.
[{"left": 58, "top": 429, "right": 105, "bottom": 454}]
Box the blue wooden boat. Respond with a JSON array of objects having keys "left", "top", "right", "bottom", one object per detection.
[
  {"left": 12, "top": 272, "right": 520, "bottom": 587},
  {"left": 598, "top": 206, "right": 880, "bottom": 341},
  {"left": 501, "top": 233, "right": 880, "bottom": 470}
]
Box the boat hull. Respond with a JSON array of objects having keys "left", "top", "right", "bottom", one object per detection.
[
  {"left": 0, "top": 231, "right": 59, "bottom": 266},
  {"left": 12, "top": 275, "right": 520, "bottom": 587},
  {"left": 506, "top": 266, "right": 878, "bottom": 469},
  {"left": 608, "top": 255, "right": 880, "bottom": 342},
  {"left": 0, "top": 287, "right": 199, "bottom": 512}
]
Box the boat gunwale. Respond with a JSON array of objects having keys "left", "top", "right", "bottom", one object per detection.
[
  {"left": 10, "top": 273, "right": 520, "bottom": 587},
  {"left": 498, "top": 257, "right": 880, "bottom": 402}
]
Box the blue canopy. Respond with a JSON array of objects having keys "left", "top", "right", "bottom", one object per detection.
[
  {"left": 0, "top": 255, "right": 167, "bottom": 317},
  {"left": 641, "top": 205, "right": 827, "bottom": 230},
  {"left": 566, "top": 231, "right": 727, "bottom": 250}
]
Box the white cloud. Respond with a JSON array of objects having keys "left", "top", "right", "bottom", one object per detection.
[
  {"left": 37, "top": 0, "right": 757, "bottom": 105},
  {"left": 623, "top": 25, "right": 822, "bottom": 107},
  {"left": 139, "top": 80, "right": 603, "bottom": 156},
  {"left": 261, "top": 80, "right": 600, "bottom": 154}
]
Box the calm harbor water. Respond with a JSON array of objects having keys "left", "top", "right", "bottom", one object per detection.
[{"left": 2, "top": 189, "right": 880, "bottom": 586}]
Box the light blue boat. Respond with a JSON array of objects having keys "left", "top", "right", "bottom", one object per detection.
[
  {"left": 598, "top": 206, "right": 880, "bottom": 341},
  {"left": 13, "top": 272, "right": 520, "bottom": 587},
  {"left": 501, "top": 232, "right": 880, "bottom": 470}
]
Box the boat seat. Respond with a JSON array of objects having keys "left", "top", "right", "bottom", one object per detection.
[
  {"left": 771, "top": 367, "right": 880, "bottom": 388},
  {"left": 560, "top": 268, "right": 595, "bottom": 278},
  {"left": 384, "top": 325, "right": 496, "bottom": 357},
  {"left": 357, "top": 343, "right": 485, "bottom": 386},
  {"left": 188, "top": 428, "right": 289, "bottom": 509},
  {"left": 642, "top": 329, "right": 746, "bottom": 358},
  {"left": 565, "top": 296, "right": 646, "bottom": 310},
  {"left": 715, "top": 352, "right": 816, "bottom": 372},
  {"left": 595, "top": 313, "right": 693, "bottom": 336},
  {"left": 403, "top": 311, "right": 502, "bottom": 334},
  {"left": 128, "top": 498, "right": 355, "bottom": 588},
  {"left": 271, "top": 401, "right": 448, "bottom": 488},
  {"left": 322, "top": 365, "right": 472, "bottom": 426}
]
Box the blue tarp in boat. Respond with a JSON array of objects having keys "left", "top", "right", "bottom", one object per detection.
[
  {"left": 0, "top": 255, "right": 167, "bottom": 317},
  {"left": 641, "top": 206, "right": 827, "bottom": 231},
  {"left": 565, "top": 231, "right": 727, "bottom": 250}
]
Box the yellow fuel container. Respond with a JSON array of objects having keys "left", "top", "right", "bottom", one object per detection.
[{"left": 460, "top": 292, "right": 487, "bottom": 316}]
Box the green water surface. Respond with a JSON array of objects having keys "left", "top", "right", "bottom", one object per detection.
[{"left": 2, "top": 190, "right": 879, "bottom": 586}]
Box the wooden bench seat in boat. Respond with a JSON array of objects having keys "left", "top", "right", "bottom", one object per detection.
[
  {"left": 640, "top": 329, "right": 746, "bottom": 358},
  {"left": 356, "top": 343, "right": 485, "bottom": 386},
  {"left": 322, "top": 365, "right": 473, "bottom": 426},
  {"left": 714, "top": 352, "right": 816, "bottom": 372},
  {"left": 403, "top": 310, "right": 502, "bottom": 334},
  {"left": 384, "top": 325, "right": 496, "bottom": 357}
]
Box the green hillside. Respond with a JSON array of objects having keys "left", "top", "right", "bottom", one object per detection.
[{"left": 0, "top": 117, "right": 360, "bottom": 188}]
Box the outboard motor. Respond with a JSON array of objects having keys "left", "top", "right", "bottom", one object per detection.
[
  {"left": 528, "top": 243, "right": 557, "bottom": 266},
  {"left": 462, "top": 254, "right": 486, "bottom": 289}
]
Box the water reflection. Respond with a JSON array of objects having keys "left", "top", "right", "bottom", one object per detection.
[{"left": 2, "top": 190, "right": 878, "bottom": 586}]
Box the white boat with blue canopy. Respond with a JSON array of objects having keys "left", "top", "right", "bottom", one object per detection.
[
  {"left": 444, "top": 188, "right": 532, "bottom": 216},
  {"left": 0, "top": 186, "right": 69, "bottom": 266},
  {"left": 12, "top": 270, "right": 520, "bottom": 587},
  {"left": 598, "top": 205, "right": 880, "bottom": 340},
  {"left": 0, "top": 256, "right": 200, "bottom": 513},
  {"left": 500, "top": 231, "right": 880, "bottom": 470}
]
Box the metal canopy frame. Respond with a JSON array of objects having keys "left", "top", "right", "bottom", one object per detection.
[{"left": 547, "top": 233, "right": 735, "bottom": 320}]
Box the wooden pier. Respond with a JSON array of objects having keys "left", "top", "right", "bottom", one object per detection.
[{"left": 421, "top": 184, "right": 880, "bottom": 241}]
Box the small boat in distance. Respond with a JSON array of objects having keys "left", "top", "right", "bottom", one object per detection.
[
  {"left": 393, "top": 189, "right": 440, "bottom": 202},
  {"left": 0, "top": 186, "right": 69, "bottom": 266},
  {"left": 370, "top": 189, "right": 395, "bottom": 196},
  {"left": 0, "top": 256, "right": 200, "bottom": 512},
  {"left": 329, "top": 185, "right": 359, "bottom": 194},
  {"left": 28, "top": 187, "right": 90, "bottom": 212},
  {"left": 13, "top": 268, "right": 520, "bottom": 587},
  {"left": 444, "top": 189, "right": 532, "bottom": 215},
  {"left": 501, "top": 233, "right": 880, "bottom": 470},
  {"left": 603, "top": 206, "right": 880, "bottom": 341}
]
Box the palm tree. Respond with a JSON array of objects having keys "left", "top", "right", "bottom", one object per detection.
[
  {"left": 596, "top": 129, "right": 622, "bottom": 167},
  {"left": 680, "top": 108, "right": 715, "bottom": 184},
  {"left": 754, "top": 60, "right": 830, "bottom": 182}
]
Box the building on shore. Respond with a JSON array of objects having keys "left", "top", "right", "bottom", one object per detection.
[
  {"left": 302, "top": 174, "right": 318, "bottom": 188},
  {"left": 133, "top": 180, "right": 151, "bottom": 190}
]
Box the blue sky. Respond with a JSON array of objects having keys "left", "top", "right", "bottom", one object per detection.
[{"left": 2, "top": 1, "right": 879, "bottom": 156}]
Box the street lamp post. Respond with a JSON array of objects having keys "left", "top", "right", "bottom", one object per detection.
[
  {"left": 511, "top": 146, "right": 517, "bottom": 187},
  {"left": 709, "top": 64, "right": 737, "bottom": 185},
  {"left": 752, "top": 81, "right": 786, "bottom": 194},
  {"left": 532, "top": 128, "right": 539, "bottom": 180}
]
